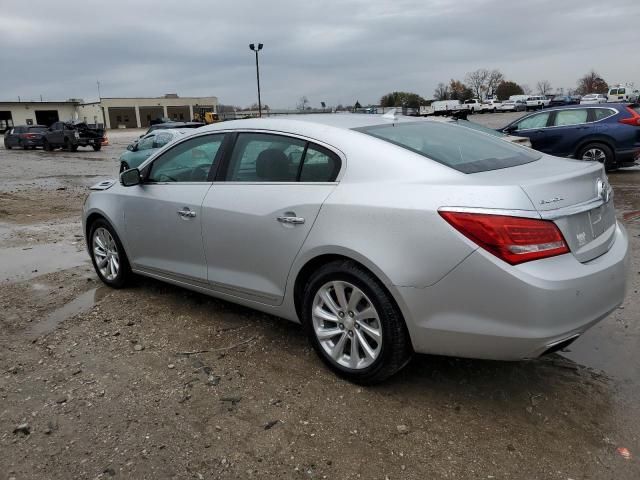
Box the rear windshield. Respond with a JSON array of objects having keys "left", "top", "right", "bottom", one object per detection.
[
  {"left": 28, "top": 126, "right": 47, "bottom": 133},
  {"left": 354, "top": 121, "right": 541, "bottom": 174}
]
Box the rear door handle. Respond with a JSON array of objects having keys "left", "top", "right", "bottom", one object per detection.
[
  {"left": 177, "top": 208, "right": 196, "bottom": 218},
  {"left": 277, "top": 216, "right": 305, "bottom": 225}
]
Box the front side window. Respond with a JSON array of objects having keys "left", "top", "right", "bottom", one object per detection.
[
  {"left": 225, "top": 133, "right": 306, "bottom": 182},
  {"left": 355, "top": 121, "right": 540, "bottom": 174},
  {"left": 515, "top": 112, "right": 550, "bottom": 130},
  {"left": 554, "top": 109, "right": 588, "bottom": 126},
  {"left": 148, "top": 134, "right": 223, "bottom": 183},
  {"left": 618, "top": 88, "right": 626, "bottom": 95}
]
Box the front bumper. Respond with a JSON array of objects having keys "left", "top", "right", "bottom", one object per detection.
[{"left": 396, "top": 222, "right": 629, "bottom": 360}]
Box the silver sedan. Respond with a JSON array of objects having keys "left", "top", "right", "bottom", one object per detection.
[{"left": 83, "top": 113, "right": 629, "bottom": 383}]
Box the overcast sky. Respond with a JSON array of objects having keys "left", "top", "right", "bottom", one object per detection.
[{"left": 2, "top": 0, "right": 639, "bottom": 108}]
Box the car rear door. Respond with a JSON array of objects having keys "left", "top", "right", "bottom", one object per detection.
[
  {"left": 546, "top": 108, "right": 591, "bottom": 156},
  {"left": 122, "top": 132, "right": 226, "bottom": 283},
  {"left": 201, "top": 131, "right": 341, "bottom": 305}
]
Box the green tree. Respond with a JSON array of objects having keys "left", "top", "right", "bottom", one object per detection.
[
  {"left": 379, "top": 91, "right": 427, "bottom": 109},
  {"left": 495, "top": 81, "right": 524, "bottom": 100}
]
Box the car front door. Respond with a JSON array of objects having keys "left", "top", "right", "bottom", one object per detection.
[
  {"left": 507, "top": 111, "right": 552, "bottom": 151},
  {"left": 201, "top": 132, "right": 341, "bottom": 305},
  {"left": 8, "top": 127, "right": 20, "bottom": 147},
  {"left": 122, "top": 133, "right": 226, "bottom": 284}
]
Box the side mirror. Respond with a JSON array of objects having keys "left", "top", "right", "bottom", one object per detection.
[
  {"left": 120, "top": 168, "right": 141, "bottom": 187},
  {"left": 503, "top": 125, "right": 517, "bottom": 134}
]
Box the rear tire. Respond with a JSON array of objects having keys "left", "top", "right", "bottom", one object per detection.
[
  {"left": 577, "top": 142, "right": 614, "bottom": 170},
  {"left": 302, "top": 260, "right": 413, "bottom": 384},
  {"left": 92, "top": 143, "right": 102, "bottom": 151},
  {"left": 43, "top": 140, "right": 52, "bottom": 151},
  {"left": 5, "top": 143, "right": 12, "bottom": 150},
  {"left": 89, "top": 219, "right": 132, "bottom": 289}
]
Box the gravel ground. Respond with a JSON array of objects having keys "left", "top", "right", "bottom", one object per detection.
[{"left": 1, "top": 123, "right": 639, "bottom": 479}]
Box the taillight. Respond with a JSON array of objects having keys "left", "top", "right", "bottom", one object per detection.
[
  {"left": 439, "top": 211, "right": 569, "bottom": 265},
  {"left": 619, "top": 107, "right": 640, "bottom": 126},
  {"left": 20, "top": 133, "right": 37, "bottom": 139}
]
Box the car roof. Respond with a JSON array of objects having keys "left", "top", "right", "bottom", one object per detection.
[{"left": 199, "top": 112, "right": 440, "bottom": 134}]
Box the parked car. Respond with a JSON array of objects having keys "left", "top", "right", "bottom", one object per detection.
[
  {"left": 3, "top": 125, "right": 47, "bottom": 149},
  {"left": 500, "top": 103, "right": 640, "bottom": 169},
  {"left": 463, "top": 98, "right": 483, "bottom": 113},
  {"left": 144, "top": 121, "right": 204, "bottom": 136},
  {"left": 607, "top": 86, "right": 639, "bottom": 103},
  {"left": 43, "top": 121, "right": 105, "bottom": 151},
  {"left": 580, "top": 94, "right": 608, "bottom": 105},
  {"left": 499, "top": 99, "right": 527, "bottom": 112},
  {"left": 440, "top": 118, "right": 532, "bottom": 147},
  {"left": 420, "top": 100, "right": 468, "bottom": 116},
  {"left": 481, "top": 99, "right": 502, "bottom": 113},
  {"left": 548, "top": 95, "right": 579, "bottom": 107},
  {"left": 525, "top": 95, "right": 550, "bottom": 111},
  {"left": 83, "top": 114, "right": 628, "bottom": 383},
  {"left": 120, "top": 129, "right": 189, "bottom": 172}
]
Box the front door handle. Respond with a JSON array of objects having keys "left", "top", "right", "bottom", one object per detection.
[
  {"left": 177, "top": 208, "right": 196, "bottom": 218},
  {"left": 277, "top": 215, "right": 305, "bottom": 225}
]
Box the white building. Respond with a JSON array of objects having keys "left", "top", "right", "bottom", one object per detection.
[{"left": 0, "top": 94, "right": 218, "bottom": 131}]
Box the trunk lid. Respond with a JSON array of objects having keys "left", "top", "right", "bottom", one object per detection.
[{"left": 474, "top": 155, "right": 616, "bottom": 263}]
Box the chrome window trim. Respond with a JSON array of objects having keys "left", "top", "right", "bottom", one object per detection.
[
  {"left": 515, "top": 107, "right": 618, "bottom": 132},
  {"left": 438, "top": 206, "right": 541, "bottom": 219}
]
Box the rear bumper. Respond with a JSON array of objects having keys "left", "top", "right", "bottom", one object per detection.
[
  {"left": 396, "top": 222, "right": 629, "bottom": 360},
  {"left": 615, "top": 147, "right": 640, "bottom": 167}
]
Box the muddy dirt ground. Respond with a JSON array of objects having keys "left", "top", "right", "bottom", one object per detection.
[{"left": 1, "top": 124, "right": 639, "bottom": 479}]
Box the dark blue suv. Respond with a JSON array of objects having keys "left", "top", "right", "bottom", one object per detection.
[{"left": 500, "top": 103, "right": 640, "bottom": 169}]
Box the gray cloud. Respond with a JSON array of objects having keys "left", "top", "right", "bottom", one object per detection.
[{"left": 1, "top": 0, "right": 639, "bottom": 107}]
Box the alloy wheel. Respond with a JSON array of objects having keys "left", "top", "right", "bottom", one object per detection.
[
  {"left": 92, "top": 227, "right": 120, "bottom": 281},
  {"left": 311, "top": 281, "right": 382, "bottom": 370},
  {"left": 582, "top": 148, "right": 606, "bottom": 163}
]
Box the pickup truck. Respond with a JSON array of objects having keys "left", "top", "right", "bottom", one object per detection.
[
  {"left": 420, "top": 100, "right": 469, "bottom": 116},
  {"left": 524, "top": 95, "right": 550, "bottom": 111},
  {"left": 463, "top": 99, "right": 483, "bottom": 113},
  {"left": 43, "top": 121, "right": 105, "bottom": 152}
]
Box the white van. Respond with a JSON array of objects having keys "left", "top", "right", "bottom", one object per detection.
[{"left": 608, "top": 86, "right": 639, "bottom": 103}]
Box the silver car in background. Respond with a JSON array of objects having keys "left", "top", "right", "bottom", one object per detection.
[{"left": 83, "top": 114, "right": 629, "bottom": 383}]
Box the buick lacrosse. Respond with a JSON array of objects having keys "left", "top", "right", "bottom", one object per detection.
[{"left": 83, "top": 113, "right": 629, "bottom": 383}]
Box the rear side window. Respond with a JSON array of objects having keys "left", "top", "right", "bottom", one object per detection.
[
  {"left": 355, "top": 121, "right": 541, "bottom": 174},
  {"left": 593, "top": 108, "right": 616, "bottom": 121},
  {"left": 224, "top": 133, "right": 341, "bottom": 182},
  {"left": 554, "top": 109, "right": 588, "bottom": 126}
]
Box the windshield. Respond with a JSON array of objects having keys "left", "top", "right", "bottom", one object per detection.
[{"left": 354, "top": 121, "right": 540, "bottom": 174}]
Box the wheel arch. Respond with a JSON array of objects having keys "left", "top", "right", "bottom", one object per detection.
[
  {"left": 291, "top": 251, "right": 409, "bottom": 337},
  {"left": 573, "top": 135, "right": 617, "bottom": 161},
  {"left": 84, "top": 209, "right": 129, "bottom": 259}
]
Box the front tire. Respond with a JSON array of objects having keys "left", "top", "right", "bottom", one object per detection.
[
  {"left": 302, "top": 260, "right": 412, "bottom": 384},
  {"left": 89, "top": 219, "right": 131, "bottom": 288},
  {"left": 93, "top": 143, "right": 102, "bottom": 151}
]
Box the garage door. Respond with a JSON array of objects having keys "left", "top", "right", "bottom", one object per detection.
[
  {"left": 167, "top": 106, "right": 190, "bottom": 122},
  {"left": 35, "top": 110, "right": 59, "bottom": 127},
  {"left": 139, "top": 106, "right": 165, "bottom": 127},
  {"left": 108, "top": 107, "right": 137, "bottom": 128}
]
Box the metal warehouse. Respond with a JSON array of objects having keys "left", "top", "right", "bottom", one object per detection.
[{"left": 0, "top": 94, "right": 218, "bottom": 131}]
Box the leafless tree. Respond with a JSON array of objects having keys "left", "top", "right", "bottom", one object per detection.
[
  {"left": 485, "top": 70, "right": 504, "bottom": 98},
  {"left": 296, "top": 96, "right": 309, "bottom": 111},
  {"left": 434, "top": 83, "right": 450, "bottom": 101},
  {"left": 465, "top": 69, "right": 490, "bottom": 100},
  {"left": 521, "top": 84, "right": 532, "bottom": 95},
  {"left": 536, "top": 80, "right": 552, "bottom": 96}
]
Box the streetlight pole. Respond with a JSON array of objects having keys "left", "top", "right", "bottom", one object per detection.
[{"left": 249, "top": 43, "right": 263, "bottom": 117}]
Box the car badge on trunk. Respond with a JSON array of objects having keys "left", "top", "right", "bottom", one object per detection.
[{"left": 596, "top": 178, "right": 610, "bottom": 203}]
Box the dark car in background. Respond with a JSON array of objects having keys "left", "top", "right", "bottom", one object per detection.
[
  {"left": 500, "top": 103, "right": 640, "bottom": 169},
  {"left": 3, "top": 125, "right": 47, "bottom": 149},
  {"left": 43, "top": 121, "right": 105, "bottom": 152},
  {"left": 548, "top": 95, "right": 580, "bottom": 107}
]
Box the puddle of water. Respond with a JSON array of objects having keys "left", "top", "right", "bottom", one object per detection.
[
  {"left": 0, "top": 243, "right": 89, "bottom": 283},
  {"left": 28, "top": 287, "right": 108, "bottom": 339},
  {"left": 559, "top": 314, "right": 639, "bottom": 383}
]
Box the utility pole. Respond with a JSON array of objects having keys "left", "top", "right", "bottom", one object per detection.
[
  {"left": 249, "top": 43, "right": 263, "bottom": 117},
  {"left": 97, "top": 80, "right": 101, "bottom": 100}
]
